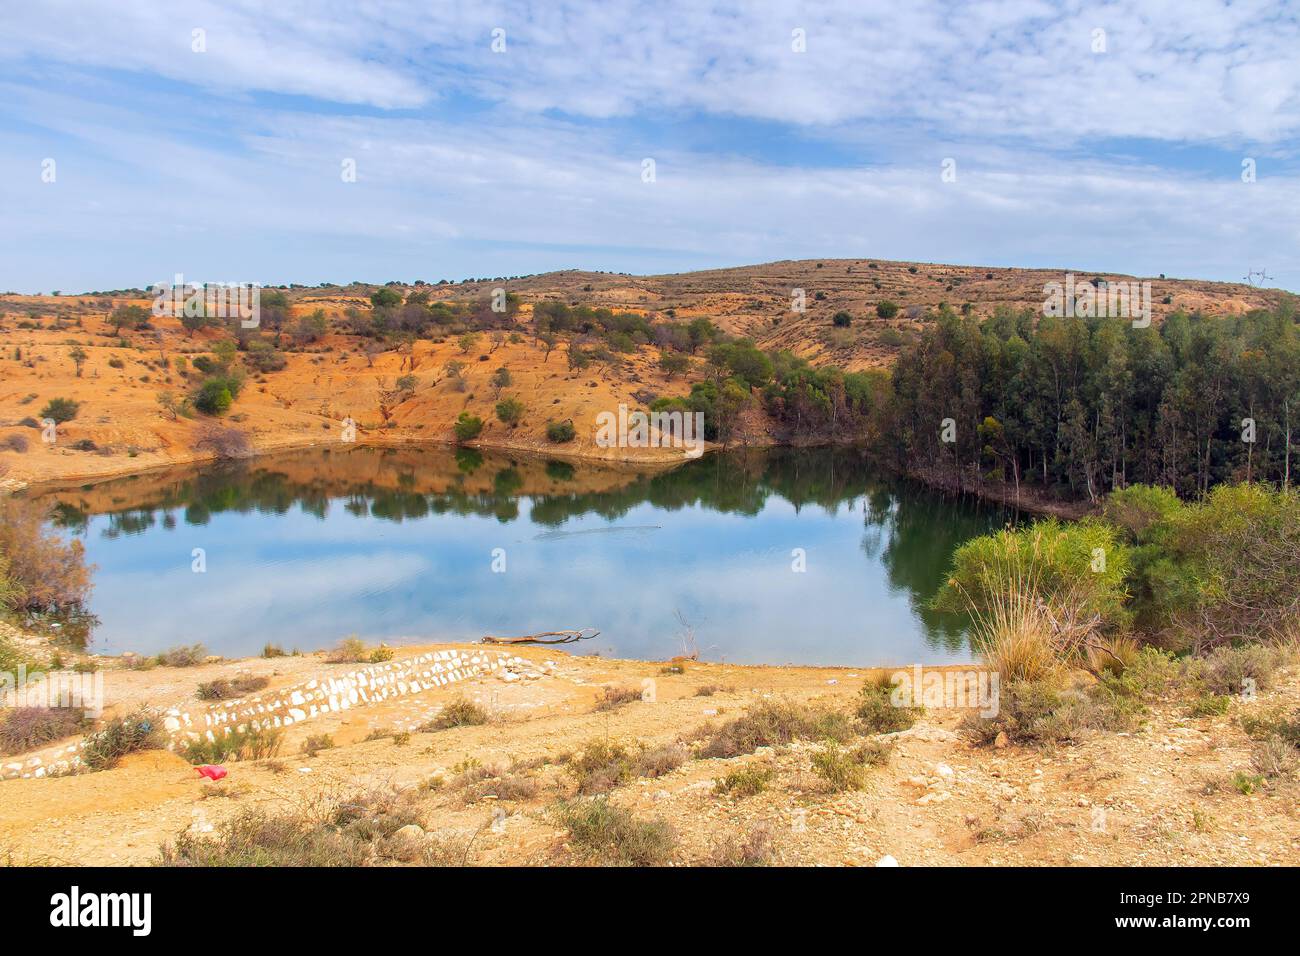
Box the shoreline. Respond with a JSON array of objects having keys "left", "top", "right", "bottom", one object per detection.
[{"left": 8, "top": 431, "right": 1089, "bottom": 519}]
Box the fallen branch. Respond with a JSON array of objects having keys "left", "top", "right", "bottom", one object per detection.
[{"left": 480, "top": 628, "right": 600, "bottom": 646}]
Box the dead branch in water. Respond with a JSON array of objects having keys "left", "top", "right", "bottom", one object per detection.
[{"left": 480, "top": 628, "right": 600, "bottom": 646}]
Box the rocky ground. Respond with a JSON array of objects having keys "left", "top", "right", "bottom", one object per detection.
[{"left": 0, "top": 640, "right": 1296, "bottom": 866}]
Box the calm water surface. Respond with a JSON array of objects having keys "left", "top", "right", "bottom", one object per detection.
[{"left": 34, "top": 446, "right": 1006, "bottom": 666}]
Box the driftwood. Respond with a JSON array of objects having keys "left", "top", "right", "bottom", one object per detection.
[{"left": 480, "top": 628, "right": 600, "bottom": 646}]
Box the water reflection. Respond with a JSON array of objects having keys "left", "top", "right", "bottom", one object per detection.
[{"left": 34, "top": 445, "right": 1004, "bottom": 665}]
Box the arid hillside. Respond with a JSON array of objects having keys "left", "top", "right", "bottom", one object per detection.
[{"left": 1, "top": 259, "right": 1290, "bottom": 488}]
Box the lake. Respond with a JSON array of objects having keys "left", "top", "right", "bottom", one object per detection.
[{"left": 32, "top": 445, "right": 1007, "bottom": 666}]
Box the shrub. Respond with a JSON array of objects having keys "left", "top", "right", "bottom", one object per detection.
[
  {"left": 495, "top": 397, "right": 525, "bottom": 426},
  {"left": 633, "top": 743, "right": 687, "bottom": 778},
  {"left": 553, "top": 798, "right": 677, "bottom": 865},
  {"left": 0, "top": 498, "right": 93, "bottom": 612},
  {"left": 960, "top": 681, "right": 1136, "bottom": 747},
  {"left": 261, "top": 643, "right": 286, "bottom": 658},
  {"left": 546, "top": 420, "right": 576, "bottom": 443},
  {"left": 566, "top": 739, "right": 634, "bottom": 794},
  {"left": 856, "top": 675, "right": 922, "bottom": 733},
  {"left": 935, "top": 518, "right": 1130, "bottom": 633},
  {"left": 327, "top": 636, "right": 391, "bottom": 664},
  {"left": 159, "top": 789, "right": 467, "bottom": 866},
  {"left": 696, "top": 699, "right": 853, "bottom": 759},
  {"left": 182, "top": 726, "right": 283, "bottom": 764},
  {"left": 300, "top": 734, "right": 334, "bottom": 756},
  {"left": 81, "top": 709, "right": 164, "bottom": 770},
  {"left": 452, "top": 763, "right": 540, "bottom": 803},
  {"left": 192, "top": 422, "right": 251, "bottom": 459},
  {"left": 196, "top": 675, "right": 270, "bottom": 701},
  {"left": 875, "top": 301, "right": 899, "bottom": 319},
  {"left": 832, "top": 311, "right": 851, "bottom": 328},
  {"left": 810, "top": 740, "right": 867, "bottom": 791},
  {"left": 39, "top": 397, "right": 80, "bottom": 424},
  {"left": 453, "top": 412, "right": 483, "bottom": 442},
  {"left": 1201, "top": 644, "right": 1287, "bottom": 697},
  {"left": 420, "top": 698, "right": 489, "bottom": 731},
  {"left": 714, "top": 764, "right": 775, "bottom": 797},
  {"left": 0, "top": 707, "right": 87, "bottom": 754},
  {"left": 594, "top": 686, "right": 642, "bottom": 711},
  {"left": 194, "top": 378, "right": 236, "bottom": 415},
  {"left": 1, "top": 434, "right": 28, "bottom": 452},
  {"left": 156, "top": 643, "right": 207, "bottom": 667},
  {"left": 708, "top": 823, "right": 774, "bottom": 866}
]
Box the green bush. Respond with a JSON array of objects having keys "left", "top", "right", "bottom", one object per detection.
[
  {"left": 453, "top": 412, "right": 483, "bottom": 442},
  {"left": 934, "top": 517, "right": 1131, "bottom": 633},
  {"left": 495, "top": 397, "right": 525, "bottom": 426},
  {"left": 39, "top": 397, "right": 80, "bottom": 424},
  {"left": 545, "top": 420, "right": 576, "bottom": 443},
  {"left": 875, "top": 300, "right": 900, "bottom": 319}
]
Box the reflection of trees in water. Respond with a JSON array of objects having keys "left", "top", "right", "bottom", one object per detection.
[
  {"left": 865, "top": 485, "right": 1006, "bottom": 651},
  {"left": 37, "top": 445, "right": 1003, "bottom": 651}
]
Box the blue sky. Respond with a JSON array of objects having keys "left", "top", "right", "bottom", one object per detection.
[{"left": 1, "top": 0, "right": 1298, "bottom": 293}]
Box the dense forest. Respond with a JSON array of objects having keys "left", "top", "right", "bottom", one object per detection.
[{"left": 890, "top": 306, "right": 1300, "bottom": 501}]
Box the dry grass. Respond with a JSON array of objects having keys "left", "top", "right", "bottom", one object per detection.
[
  {"left": 419, "top": 698, "right": 489, "bottom": 731},
  {"left": 196, "top": 674, "right": 269, "bottom": 700},
  {"left": 695, "top": 699, "right": 854, "bottom": 759},
  {"left": 0, "top": 707, "right": 87, "bottom": 755},
  {"left": 593, "top": 686, "right": 643, "bottom": 711},
  {"left": 553, "top": 798, "right": 677, "bottom": 866}
]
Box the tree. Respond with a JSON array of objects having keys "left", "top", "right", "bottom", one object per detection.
[
  {"left": 370, "top": 288, "right": 402, "bottom": 309},
  {"left": 156, "top": 391, "right": 185, "bottom": 421},
  {"left": 832, "top": 311, "right": 852, "bottom": 328},
  {"left": 40, "top": 397, "right": 80, "bottom": 424},
  {"left": 457, "top": 332, "right": 480, "bottom": 355},
  {"left": 69, "top": 346, "right": 87, "bottom": 377},
  {"left": 495, "top": 396, "right": 525, "bottom": 427},
  {"left": 490, "top": 367, "right": 512, "bottom": 395},
  {"left": 109, "top": 304, "right": 149, "bottom": 333}
]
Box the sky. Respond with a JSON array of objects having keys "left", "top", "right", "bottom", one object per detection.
[{"left": 1, "top": 0, "right": 1298, "bottom": 294}]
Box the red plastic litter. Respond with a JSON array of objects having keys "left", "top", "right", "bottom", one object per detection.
[{"left": 196, "top": 765, "right": 227, "bottom": 781}]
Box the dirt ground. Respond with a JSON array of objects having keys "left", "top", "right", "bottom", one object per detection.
[{"left": 1, "top": 642, "right": 1296, "bottom": 867}]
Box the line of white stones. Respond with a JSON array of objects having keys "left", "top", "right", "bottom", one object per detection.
[{"left": 2, "top": 647, "right": 525, "bottom": 781}]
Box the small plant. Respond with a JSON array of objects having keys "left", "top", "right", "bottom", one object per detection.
[
  {"left": 594, "top": 686, "right": 643, "bottom": 711},
  {"left": 156, "top": 643, "right": 208, "bottom": 667},
  {"left": 708, "top": 823, "right": 774, "bottom": 866},
  {"left": 420, "top": 698, "right": 489, "bottom": 731},
  {"left": 567, "top": 739, "right": 634, "bottom": 794},
  {"left": 714, "top": 764, "right": 775, "bottom": 797},
  {"left": 81, "top": 709, "right": 164, "bottom": 770},
  {"left": 196, "top": 675, "right": 270, "bottom": 701},
  {"left": 261, "top": 643, "right": 287, "bottom": 658},
  {"left": 1188, "top": 693, "right": 1231, "bottom": 718},
  {"left": 553, "top": 798, "right": 677, "bottom": 866},
  {"left": 300, "top": 734, "right": 335, "bottom": 757},
  {"left": 856, "top": 674, "right": 922, "bottom": 733},
  {"left": 697, "top": 699, "right": 853, "bottom": 759},
  {"left": 1231, "top": 772, "right": 1265, "bottom": 795},
  {"left": 182, "top": 726, "right": 283, "bottom": 764},
  {"left": 494, "top": 396, "right": 525, "bottom": 427}
]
